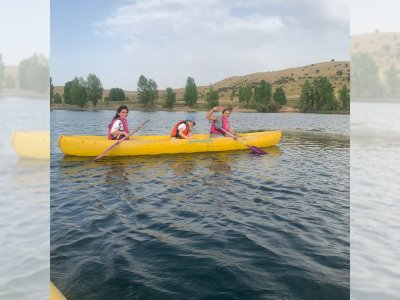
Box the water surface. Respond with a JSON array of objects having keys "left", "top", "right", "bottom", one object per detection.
[
  {"left": 351, "top": 102, "right": 400, "bottom": 299},
  {"left": 51, "top": 110, "right": 349, "bottom": 299},
  {"left": 0, "top": 97, "right": 49, "bottom": 300}
]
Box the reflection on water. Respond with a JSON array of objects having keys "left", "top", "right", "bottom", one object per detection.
[
  {"left": 59, "top": 147, "right": 282, "bottom": 181},
  {"left": 105, "top": 164, "right": 130, "bottom": 186}
]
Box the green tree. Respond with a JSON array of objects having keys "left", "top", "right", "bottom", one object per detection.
[
  {"left": 4, "top": 75, "right": 16, "bottom": 89},
  {"left": 273, "top": 87, "right": 287, "bottom": 105},
  {"left": 63, "top": 80, "right": 73, "bottom": 104},
  {"left": 205, "top": 85, "right": 219, "bottom": 108},
  {"left": 183, "top": 77, "right": 197, "bottom": 108},
  {"left": 70, "top": 77, "right": 88, "bottom": 107},
  {"left": 300, "top": 77, "right": 336, "bottom": 111},
  {"left": 239, "top": 84, "right": 252, "bottom": 108},
  {"left": 164, "top": 87, "right": 176, "bottom": 109},
  {"left": 18, "top": 54, "right": 49, "bottom": 93},
  {"left": 137, "top": 75, "right": 158, "bottom": 108},
  {"left": 86, "top": 73, "right": 103, "bottom": 106},
  {"left": 351, "top": 53, "right": 382, "bottom": 97},
  {"left": 108, "top": 88, "right": 126, "bottom": 102},
  {"left": 254, "top": 80, "right": 272, "bottom": 112},
  {"left": 313, "top": 77, "right": 335, "bottom": 110},
  {"left": 53, "top": 93, "right": 62, "bottom": 104},
  {"left": 50, "top": 77, "right": 54, "bottom": 102},
  {"left": 299, "top": 79, "right": 313, "bottom": 111},
  {"left": 385, "top": 64, "right": 400, "bottom": 97},
  {"left": 339, "top": 84, "right": 350, "bottom": 111},
  {"left": 0, "top": 54, "right": 4, "bottom": 91}
]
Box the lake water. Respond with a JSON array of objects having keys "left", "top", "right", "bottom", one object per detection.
[
  {"left": 51, "top": 110, "right": 349, "bottom": 299},
  {"left": 0, "top": 97, "right": 49, "bottom": 300},
  {"left": 350, "top": 102, "right": 400, "bottom": 300}
]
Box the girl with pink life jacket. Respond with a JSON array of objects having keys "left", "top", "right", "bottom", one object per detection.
[
  {"left": 206, "top": 106, "right": 238, "bottom": 138},
  {"left": 108, "top": 105, "right": 130, "bottom": 140}
]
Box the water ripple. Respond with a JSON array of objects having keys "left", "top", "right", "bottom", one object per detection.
[{"left": 51, "top": 112, "right": 349, "bottom": 299}]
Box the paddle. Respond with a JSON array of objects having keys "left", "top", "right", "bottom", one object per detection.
[
  {"left": 95, "top": 119, "right": 149, "bottom": 161},
  {"left": 212, "top": 121, "right": 267, "bottom": 155}
]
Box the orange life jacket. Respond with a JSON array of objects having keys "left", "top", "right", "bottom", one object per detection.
[{"left": 170, "top": 120, "right": 190, "bottom": 138}]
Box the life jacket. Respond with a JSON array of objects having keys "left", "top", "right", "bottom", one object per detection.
[
  {"left": 171, "top": 120, "right": 190, "bottom": 139},
  {"left": 210, "top": 117, "right": 229, "bottom": 136},
  {"left": 108, "top": 117, "right": 129, "bottom": 140}
]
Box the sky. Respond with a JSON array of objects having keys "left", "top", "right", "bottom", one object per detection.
[
  {"left": 0, "top": 0, "right": 50, "bottom": 64},
  {"left": 50, "top": 0, "right": 350, "bottom": 90},
  {"left": 351, "top": 0, "right": 400, "bottom": 35},
  {"left": 3, "top": 1, "right": 400, "bottom": 90}
]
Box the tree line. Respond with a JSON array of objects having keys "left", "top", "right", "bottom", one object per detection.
[
  {"left": 53, "top": 74, "right": 205, "bottom": 109},
  {"left": 52, "top": 72, "right": 349, "bottom": 112},
  {"left": 351, "top": 52, "right": 400, "bottom": 98},
  {"left": 238, "top": 81, "right": 287, "bottom": 112},
  {"left": 300, "top": 77, "right": 349, "bottom": 111},
  {"left": 0, "top": 53, "right": 49, "bottom": 93}
]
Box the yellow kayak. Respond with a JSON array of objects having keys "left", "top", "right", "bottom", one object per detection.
[
  {"left": 50, "top": 282, "right": 67, "bottom": 300},
  {"left": 58, "top": 131, "right": 281, "bottom": 157},
  {"left": 12, "top": 131, "right": 50, "bottom": 159}
]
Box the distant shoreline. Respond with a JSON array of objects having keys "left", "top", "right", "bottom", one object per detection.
[
  {"left": 352, "top": 98, "right": 400, "bottom": 103},
  {"left": 0, "top": 89, "right": 48, "bottom": 98},
  {"left": 50, "top": 104, "right": 349, "bottom": 114},
  {"left": 50, "top": 103, "right": 297, "bottom": 113}
]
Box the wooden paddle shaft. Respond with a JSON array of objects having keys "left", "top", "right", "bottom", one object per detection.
[
  {"left": 212, "top": 122, "right": 251, "bottom": 147},
  {"left": 95, "top": 120, "right": 149, "bottom": 160}
]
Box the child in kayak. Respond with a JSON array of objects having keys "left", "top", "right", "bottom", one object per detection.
[
  {"left": 170, "top": 120, "right": 196, "bottom": 139},
  {"left": 108, "top": 105, "right": 130, "bottom": 140},
  {"left": 206, "top": 106, "right": 238, "bottom": 138}
]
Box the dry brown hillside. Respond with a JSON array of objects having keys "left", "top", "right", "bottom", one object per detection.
[
  {"left": 54, "top": 60, "right": 349, "bottom": 109},
  {"left": 212, "top": 61, "right": 349, "bottom": 100},
  {"left": 351, "top": 31, "right": 400, "bottom": 79}
]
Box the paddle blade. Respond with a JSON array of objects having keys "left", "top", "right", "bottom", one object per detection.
[{"left": 249, "top": 146, "right": 268, "bottom": 155}]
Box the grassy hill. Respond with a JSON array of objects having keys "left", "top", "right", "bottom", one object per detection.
[
  {"left": 351, "top": 31, "right": 400, "bottom": 79},
  {"left": 351, "top": 31, "right": 400, "bottom": 101},
  {"left": 54, "top": 60, "right": 349, "bottom": 111}
]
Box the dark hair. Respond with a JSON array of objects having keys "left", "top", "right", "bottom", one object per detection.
[
  {"left": 112, "top": 105, "right": 129, "bottom": 120},
  {"left": 222, "top": 108, "right": 232, "bottom": 113}
]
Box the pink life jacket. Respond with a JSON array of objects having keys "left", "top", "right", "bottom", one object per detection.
[
  {"left": 108, "top": 117, "right": 129, "bottom": 140},
  {"left": 210, "top": 117, "right": 229, "bottom": 136}
]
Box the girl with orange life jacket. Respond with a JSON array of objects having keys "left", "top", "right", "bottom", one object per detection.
[
  {"left": 108, "top": 105, "right": 130, "bottom": 140},
  {"left": 206, "top": 106, "right": 238, "bottom": 138},
  {"left": 170, "top": 120, "right": 196, "bottom": 139}
]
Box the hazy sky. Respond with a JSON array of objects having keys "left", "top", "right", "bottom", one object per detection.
[
  {"left": 3, "top": 1, "right": 400, "bottom": 90},
  {"left": 51, "top": 0, "right": 349, "bottom": 90},
  {"left": 0, "top": 0, "right": 50, "bottom": 64},
  {"left": 351, "top": 0, "right": 400, "bottom": 35}
]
